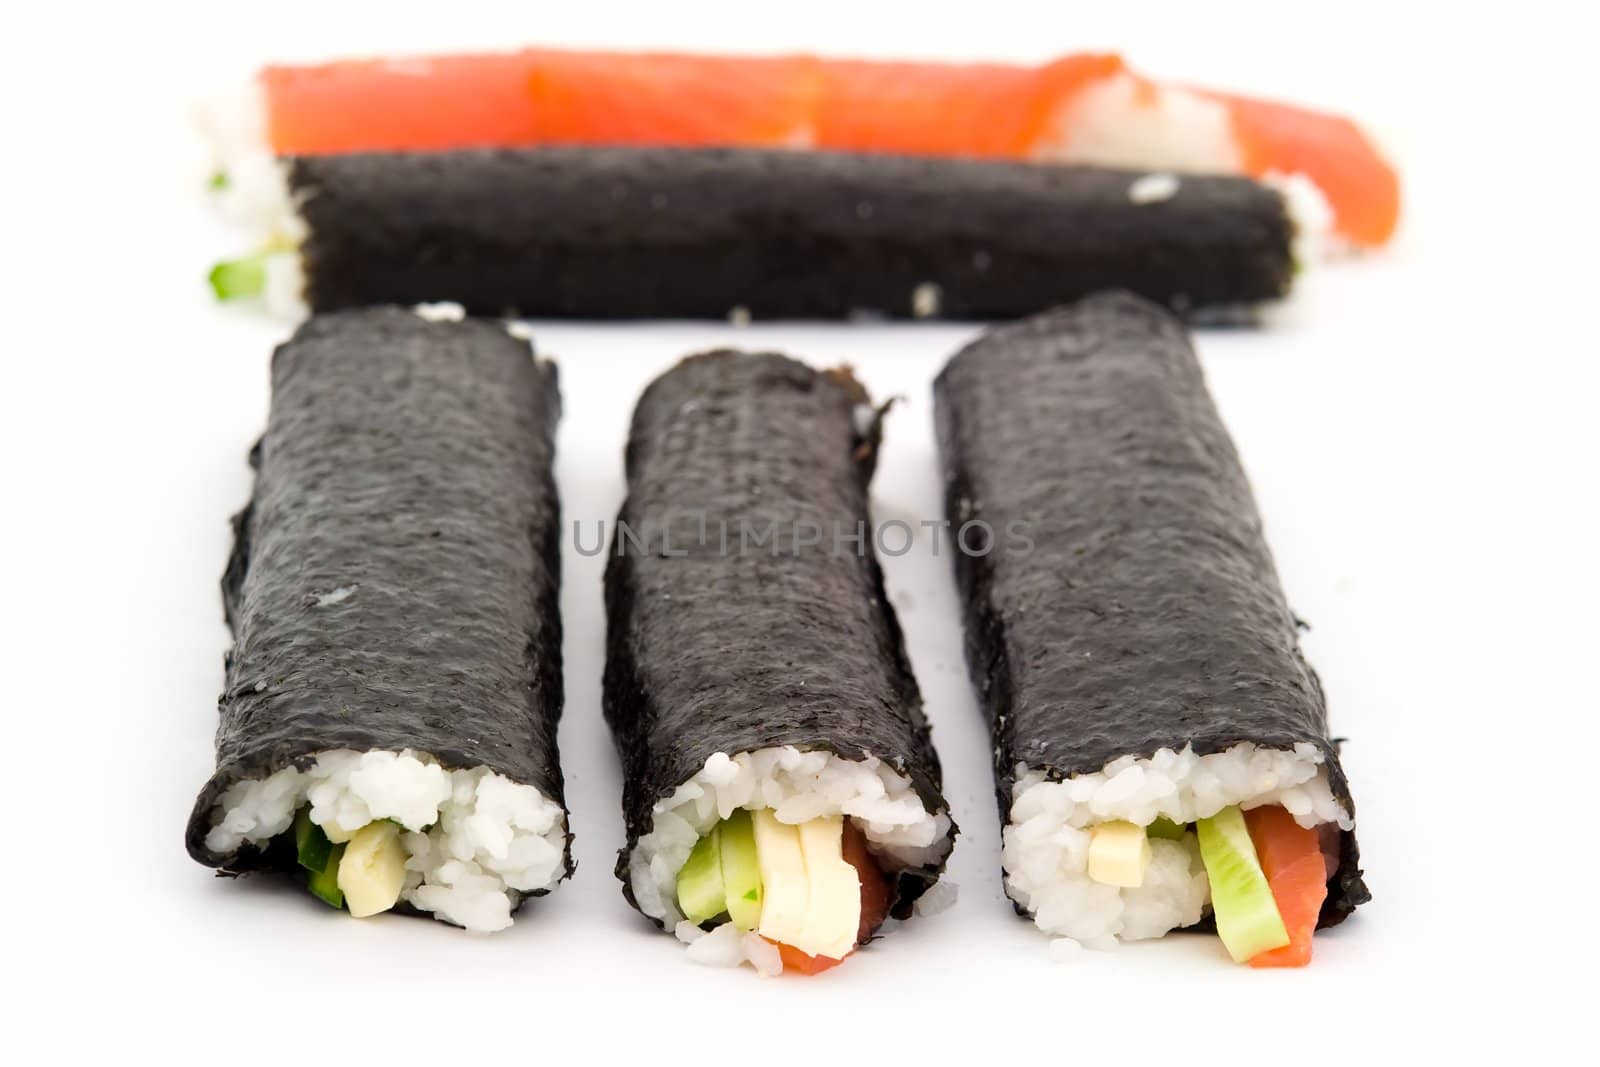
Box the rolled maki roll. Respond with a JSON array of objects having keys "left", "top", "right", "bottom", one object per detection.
[
  {"left": 933, "top": 292, "right": 1369, "bottom": 965},
  {"left": 203, "top": 46, "right": 1397, "bottom": 247},
  {"left": 186, "top": 305, "right": 572, "bottom": 932},
  {"left": 209, "top": 146, "right": 1308, "bottom": 322},
  {"left": 604, "top": 352, "right": 956, "bottom": 974}
]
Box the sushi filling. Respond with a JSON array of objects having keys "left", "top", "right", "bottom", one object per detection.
[
  {"left": 630, "top": 746, "right": 954, "bottom": 974},
  {"left": 1004, "top": 742, "right": 1351, "bottom": 961},
  {"left": 204, "top": 749, "right": 568, "bottom": 932},
  {"left": 207, "top": 242, "right": 306, "bottom": 319}
]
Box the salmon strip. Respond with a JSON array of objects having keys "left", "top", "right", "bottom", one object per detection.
[
  {"left": 1243, "top": 806, "right": 1330, "bottom": 968},
  {"left": 263, "top": 52, "right": 547, "bottom": 155},
  {"left": 1212, "top": 91, "right": 1400, "bottom": 248},
  {"left": 524, "top": 51, "right": 819, "bottom": 147},
  {"left": 813, "top": 54, "right": 1124, "bottom": 157},
  {"left": 259, "top": 48, "right": 1396, "bottom": 246}
]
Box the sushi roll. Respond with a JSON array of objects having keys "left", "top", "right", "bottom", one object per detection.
[
  {"left": 186, "top": 305, "right": 572, "bottom": 932},
  {"left": 201, "top": 47, "right": 1396, "bottom": 248},
  {"left": 933, "top": 292, "right": 1369, "bottom": 965},
  {"left": 604, "top": 352, "right": 956, "bottom": 974},
  {"left": 210, "top": 146, "right": 1302, "bottom": 322}
]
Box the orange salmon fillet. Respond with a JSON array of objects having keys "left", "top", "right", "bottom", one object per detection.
[{"left": 1243, "top": 805, "right": 1330, "bottom": 968}]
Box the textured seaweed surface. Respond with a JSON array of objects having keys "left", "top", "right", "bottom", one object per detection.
[
  {"left": 934, "top": 292, "right": 1368, "bottom": 928},
  {"left": 186, "top": 307, "right": 572, "bottom": 905},
  {"left": 604, "top": 352, "right": 953, "bottom": 926},
  {"left": 292, "top": 147, "right": 1293, "bottom": 320}
]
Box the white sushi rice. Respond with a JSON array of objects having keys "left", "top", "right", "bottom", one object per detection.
[
  {"left": 262, "top": 250, "right": 307, "bottom": 320},
  {"left": 1126, "top": 171, "right": 1182, "bottom": 205},
  {"left": 1004, "top": 742, "right": 1351, "bottom": 948},
  {"left": 204, "top": 748, "right": 568, "bottom": 933},
  {"left": 196, "top": 84, "right": 306, "bottom": 246},
  {"left": 1264, "top": 170, "right": 1336, "bottom": 266},
  {"left": 412, "top": 301, "right": 468, "bottom": 323},
  {"left": 632, "top": 746, "right": 954, "bottom": 972},
  {"left": 1037, "top": 73, "right": 1244, "bottom": 174}
]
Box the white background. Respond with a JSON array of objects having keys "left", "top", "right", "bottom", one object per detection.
[{"left": 2, "top": 1, "right": 1593, "bottom": 1060}]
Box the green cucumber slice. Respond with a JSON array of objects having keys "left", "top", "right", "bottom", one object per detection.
[
  {"left": 718, "top": 809, "right": 763, "bottom": 931},
  {"left": 208, "top": 253, "right": 267, "bottom": 301},
  {"left": 306, "top": 843, "right": 346, "bottom": 909},
  {"left": 293, "top": 808, "right": 333, "bottom": 872},
  {"left": 676, "top": 826, "right": 728, "bottom": 923},
  {"left": 1196, "top": 806, "right": 1289, "bottom": 963}
]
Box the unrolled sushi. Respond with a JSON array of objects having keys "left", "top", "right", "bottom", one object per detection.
[
  {"left": 933, "top": 292, "right": 1369, "bottom": 965},
  {"left": 604, "top": 351, "right": 956, "bottom": 974},
  {"left": 186, "top": 305, "right": 572, "bottom": 932},
  {"left": 201, "top": 47, "right": 1397, "bottom": 248},
  {"left": 209, "top": 146, "right": 1305, "bottom": 322}
]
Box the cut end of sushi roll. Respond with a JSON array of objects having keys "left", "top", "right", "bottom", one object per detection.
[
  {"left": 196, "top": 93, "right": 310, "bottom": 320},
  {"left": 1044, "top": 78, "right": 1312, "bottom": 265},
  {"left": 627, "top": 746, "right": 955, "bottom": 974},
  {"left": 196, "top": 748, "right": 570, "bottom": 933},
  {"left": 1263, "top": 170, "right": 1335, "bottom": 271},
  {"left": 1034, "top": 70, "right": 1396, "bottom": 249},
  {"left": 1003, "top": 742, "right": 1353, "bottom": 956}
]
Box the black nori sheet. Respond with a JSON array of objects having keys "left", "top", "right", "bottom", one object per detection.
[
  {"left": 186, "top": 307, "right": 572, "bottom": 903},
  {"left": 933, "top": 292, "right": 1368, "bottom": 928},
  {"left": 603, "top": 352, "right": 953, "bottom": 925},
  {"left": 291, "top": 147, "right": 1293, "bottom": 321}
]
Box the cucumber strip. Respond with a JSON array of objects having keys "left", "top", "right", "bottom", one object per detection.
[
  {"left": 1146, "top": 817, "right": 1189, "bottom": 840},
  {"left": 306, "top": 843, "right": 346, "bottom": 909},
  {"left": 676, "top": 826, "right": 728, "bottom": 924},
  {"left": 719, "top": 809, "right": 763, "bottom": 931},
  {"left": 293, "top": 808, "right": 333, "bottom": 872},
  {"left": 208, "top": 253, "right": 267, "bottom": 301},
  {"left": 1196, "top": 806, "right": 1290, "bottom": 963}
]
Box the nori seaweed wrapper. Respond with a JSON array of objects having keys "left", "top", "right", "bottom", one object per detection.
[
  {"left": 604, "top": 352, "right": 953, "bottom": 924},
  {"left": 186, "top": 306, "right": 572, "bottom": 901},
  {"left": 291, "top": 146, "right": 1293, "bottom": 321},
  {"left": 933, "top": 292, "right": 1368, "bottom": 928}
]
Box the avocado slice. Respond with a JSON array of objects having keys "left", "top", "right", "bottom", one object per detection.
[
  {"left": 719, "top": 809, "right": 764, "bottom": 931},
  {"left": 1196, "top": 806, "right": 1290, "bottom": 963},
  {"left": 676, "top": 826, "right": 728, "bottom": 923}
]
